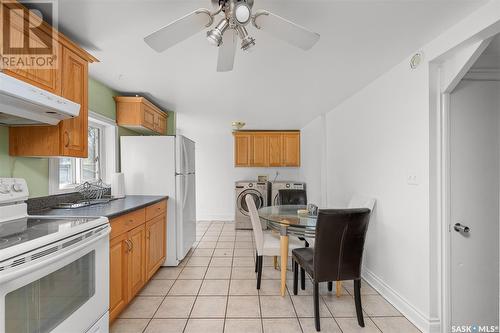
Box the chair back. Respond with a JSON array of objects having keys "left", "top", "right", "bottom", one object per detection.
[
  {"left": 278, "top": 189, "right": 307, "bottom": 205},
  {"left": 313, "top": 208, "right": 371, "bottom": 282},
  {"left": 348, "top": 194, "right": 376, "bottom": 211},
  {"left": 245, "top": 194, "right": 264, "bottom": 255}
]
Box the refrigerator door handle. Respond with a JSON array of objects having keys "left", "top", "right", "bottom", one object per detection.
[
  {"left": 182, "top": 174, "right": 189, "bottom": 209},
  {"left": 182, "top": 138, "right": 189, "bottom": 175}
]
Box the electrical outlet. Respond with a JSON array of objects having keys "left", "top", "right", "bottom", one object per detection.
[{"left": 407, "top": 173, "right": 418, "bottom": 186}]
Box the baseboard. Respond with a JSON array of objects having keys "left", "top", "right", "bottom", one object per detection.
[
  {"left": 362, "top": 267, "right": 441, "bottom": 333},
  {"left": 197, "top": 215, "right": 234, "bottom": 222}
]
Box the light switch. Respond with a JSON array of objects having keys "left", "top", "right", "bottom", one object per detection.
[{"left": 407, "top": 173, "right": 418, "bottom": 186}]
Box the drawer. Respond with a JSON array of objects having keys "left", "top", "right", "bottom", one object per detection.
[
  {"left": 146, "top": 200, "right": 167, "bottom": 221},
  {"left": 110, "top": 209, "right": 146, "bottom": 239}
]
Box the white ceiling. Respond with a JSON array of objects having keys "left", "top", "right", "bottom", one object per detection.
[{"left": 51, "top": 0, "right": 487, "bottom": 129}]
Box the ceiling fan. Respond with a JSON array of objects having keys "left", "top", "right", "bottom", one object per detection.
[{"left": 144, "top": 0, "right": 320, "bottom": 72}]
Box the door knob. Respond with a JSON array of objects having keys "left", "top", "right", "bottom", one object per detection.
[{"left": 454, "top": 223, "right": 470, "bottom": 233}]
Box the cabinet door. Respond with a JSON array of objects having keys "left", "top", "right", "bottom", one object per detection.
[
  {"left": 60, "top": 46, "right": 88, "bottom": 157},
  {"left": 268, "top": 134, "right": 283, "bottom": 167},
  {"left": 145, "top": 214, "right": 167, "bottom": 280},
  {"left": 153, "top": 113, "right": 167, "bottom": 135},
  {"left": 282, "top": 133, "right": 301, "bottom": 167},
  {"left": 142, "top": 106, "right": 156, "bottom": 131},
  {"left": 109, "top": 234, "right": 128, "bottom": 323},
  {"left": 251, "top": 134, "right": 269, "bottom": 167},
  {"left": 2, "top": 6, "right": 61, "bottom": 95},
  {"left": 127, "top": 224, "right": 146, "bottom": 300},
  {"left": 234, "top": 134, "right": 251, "bottom": 167}
]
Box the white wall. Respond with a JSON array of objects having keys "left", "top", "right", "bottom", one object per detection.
[
  {"left": 177, "top": 114, "right": 301, "bottom": 221},
  {"left": 300, "top": 2, "right": 500, "bottom": 332},
  {"left": 299, "top": 115, "right": 327, "bottom": 207},
  {"left": 324, "top": 58, "right": 432, "bottom": 327}
]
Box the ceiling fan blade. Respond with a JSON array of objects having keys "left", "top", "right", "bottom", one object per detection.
[
  {"left": 217, "top": 29, "right": 237, "bottom": 72},
  {"left": 144, "top": 9, "right": 213, "bottom": 52},
  {"left": 252, "top": 10, "right": 320, "bottom": 51}
]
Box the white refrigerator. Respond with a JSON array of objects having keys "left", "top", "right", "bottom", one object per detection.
[{"left": 121, "top": 135, "right": 196, "bottom": 266}]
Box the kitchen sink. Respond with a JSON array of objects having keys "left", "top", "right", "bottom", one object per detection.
[{"left": 52, "top": 197, "right": 118, "bottom": 209}]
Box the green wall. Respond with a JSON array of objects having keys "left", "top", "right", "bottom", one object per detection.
[{"left": 0, "top": 77, "right": 176, "bottom": 197}]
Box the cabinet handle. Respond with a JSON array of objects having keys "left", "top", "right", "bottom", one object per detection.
[
  {"left": 64, "top": 132, "right": 70, "bottom": 147},
  {"left": 125, "top": 239, "right": 132, "bottom": 252},
  {"left": 125, "top": 219, "right": 134, "bottom": 225}
]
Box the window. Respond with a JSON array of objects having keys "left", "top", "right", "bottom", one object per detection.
[{"left": 49, "top": 113, "right": 118, "bottom": 194}]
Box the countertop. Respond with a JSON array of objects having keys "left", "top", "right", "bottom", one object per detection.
[{"left": 33, "top": 195, "right": 168, "bottom": 219}]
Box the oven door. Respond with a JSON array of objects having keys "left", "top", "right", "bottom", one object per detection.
[{"left": 0, "top": 225, "right": 110, "bottom": 333}]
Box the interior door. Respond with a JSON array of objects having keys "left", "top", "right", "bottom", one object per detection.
[{"left": 449, "top": 80, "right": 500, "bottom": 328}]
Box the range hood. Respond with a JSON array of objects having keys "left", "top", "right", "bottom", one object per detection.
[{"left": 0, "top": 73, "right": 80, "bottom": 126}]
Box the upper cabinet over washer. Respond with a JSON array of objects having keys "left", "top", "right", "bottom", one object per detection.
[
  {"left": 4, "top": 0, "right": 98, "bottom": 158},
  {"left": 233, "top": 131, "right": 301, "bottom": 167}
]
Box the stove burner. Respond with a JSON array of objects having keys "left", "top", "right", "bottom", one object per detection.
[
  {"left": 0, "top": 235, "right": 25, "bottom": 247},
  {"left": 0, "top": 238, "right": 8, "bottom": 245}
]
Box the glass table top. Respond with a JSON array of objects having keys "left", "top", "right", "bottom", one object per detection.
[{"left": 258, "top": 205, "right": 318, "bottom": 228}]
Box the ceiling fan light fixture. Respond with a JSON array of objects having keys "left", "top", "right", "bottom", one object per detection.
[
  {"left": 234, "top": 3, "right": 251, "bottom": 25},
  {"left": 236, "top": 25, "right": 255, "bottom": 52},
  {"left": 207, "top": 18, "right": 230, "bottom": 46}
]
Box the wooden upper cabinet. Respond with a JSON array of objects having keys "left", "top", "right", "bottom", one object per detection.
[
  {"left": 115, "top": 96, "right": 168, "bottom": 135},
  {"left": 268, "top": 133, "right": 283, "bottom": 167},
  {"left": 234, "top": 133, "right": 252, "bottom": 167},
  {"left": 2, "top": 3, "right": 61, "bottom": 94},
  {"left": 60, "top": 46, "right": 88, "bottom": 157},
  {"left": 251, "top": 134, "right": 269, "bottom": 167},
  {"left": 5, "top": 0, "right": 97, "bottom": 158},
  {"left": 282, "top": 132, "right": 301, "bottom": 167},
  {"left": 234, "top": 131, "right": 300, "bottom": 167}
]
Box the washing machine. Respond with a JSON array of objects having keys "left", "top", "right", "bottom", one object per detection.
[
  {"left": 235, "top": 181, "right": 270, "bottom": 230},
  {"left": 271, "top": 181, "right": 306, "bottom": 206}
]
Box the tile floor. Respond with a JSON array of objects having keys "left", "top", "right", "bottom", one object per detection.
[{"left": 111, "top": 221, "right": 421, "bottom": 333}]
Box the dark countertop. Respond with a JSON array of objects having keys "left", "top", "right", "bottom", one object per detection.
[{"left": 33, "top": 195, "right": 168, "bottom": 219}]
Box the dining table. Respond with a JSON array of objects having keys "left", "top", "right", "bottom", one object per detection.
[{"left": 258, "top": 205, "right": 344, "bottom": 297}]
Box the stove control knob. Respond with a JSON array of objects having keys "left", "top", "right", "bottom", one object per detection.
[
  {"left": 12, "top": 183, "right": 24, "bottom": 192},
  {"left": 0, "top": 184, "right": 11, "bottom": 194}
]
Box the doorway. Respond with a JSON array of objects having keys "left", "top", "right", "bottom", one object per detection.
[{"left": 447, "top": 36, "right": 500, "bottom": 330}]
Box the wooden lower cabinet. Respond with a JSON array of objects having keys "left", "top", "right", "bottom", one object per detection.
[
  {"left": 128, "top": 224, "right": 147, "bottom": 299},
  {"left": 146, "top": 214, "right": 167, "bottom": 280},
  {"left": 109, "top": 233, "right": 128, "bottom": 321},
  {"left": 109, "top": 200, "right": 167, "bottom": 323}
]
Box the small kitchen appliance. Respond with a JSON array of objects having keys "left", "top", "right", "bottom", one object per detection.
[{"left": 0, "top": 178, "right": 110, "bottom": 333}]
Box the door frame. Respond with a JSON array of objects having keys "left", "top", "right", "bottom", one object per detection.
[{"left": 433, "top": 53, "right": 499, "bottom": 333}]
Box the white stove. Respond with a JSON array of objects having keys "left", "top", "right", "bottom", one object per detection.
[{"left": 0, "top": 178, "right": 110, "bottom": 333}]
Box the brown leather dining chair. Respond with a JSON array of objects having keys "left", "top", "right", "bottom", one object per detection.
[{"left": 291, "top": 208, "right": 372, "bottom": 332}]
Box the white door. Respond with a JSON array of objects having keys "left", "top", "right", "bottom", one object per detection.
[{"left": 449, "top": 80, "right": 500, "bottom": 328}]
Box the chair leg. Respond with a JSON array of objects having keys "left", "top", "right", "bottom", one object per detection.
[
  {"left": 313, "top": 281, "right": 321, "bottom": 331},
  {"left": 300, "top": 267, "right": 306, "bottom": 290},
  {"left": 256, "top": 255, "right": 263, "bottom": 290},
  {"left": 255, "top": 251, "right": 258, "bottom": 273},
  {"left": 327, "top": 281, "right": 333, "bottom": 292},
  {"left": 354, "top": 279, "right": 365, "bottom": 327},
  {"left": 293, "top": 260, "right": 298, "bottom": 295}
]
